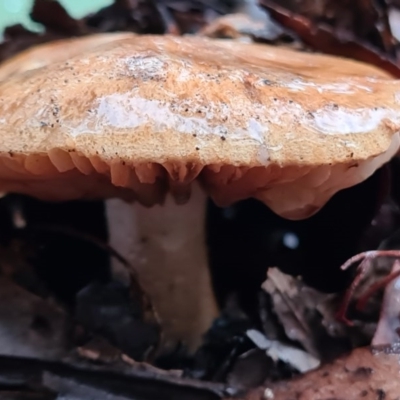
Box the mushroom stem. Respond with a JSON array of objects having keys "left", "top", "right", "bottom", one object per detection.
[{"left": 105, "top": 182, "right": 220, "bottom": 353}]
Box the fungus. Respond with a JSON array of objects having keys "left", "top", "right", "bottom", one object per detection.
[
  {"left": 0, "top": 32, "right": 136, "bottom": 82},
  {"left": 0, "top": 35, "right": 400, "bottom": 351}
]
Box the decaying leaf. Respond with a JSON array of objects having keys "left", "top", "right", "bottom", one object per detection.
[
  {"left": 262, "top": 268, "right": 353, "bottom": 361},
  {"left": 199, "top": 12, "right": 287, "bottom": 42},
  {"left": 75, "top": 281, "right": 160, "bottom": 362},
  {"left": 0, "top": 276, "right": 69, "bottom": 360},
  {"left": 259, "top": 0, "right": 400, "bottom": 77},
  {"left": 0, "top": 353, "right": 232, "bottom": 400},
  {"left": 246, "top": 329, "right": 320, "bottom": 373},
  {"left": 262, "top": 0, "right": 396, "bottom": 51}
]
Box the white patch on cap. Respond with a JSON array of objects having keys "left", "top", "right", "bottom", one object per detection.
[
  {"left": 123, "top": 56, "right": 167, "bottom": 81},
  {"left": 69, "top": 93, "right": 268, "bottom": 145},
  {"left": 313, "top": 106, "right": 400, "bottom": 135},
  {"left": 284, "top": 78, "right": 373, "bottom": 94}
]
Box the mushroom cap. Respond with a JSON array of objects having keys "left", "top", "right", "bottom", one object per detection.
[
  {"left": 0, "top": 32, "right": 136, "bottom": 82},
  {"left": 0, "top": 35, "right": 399, "bottom": 219}
]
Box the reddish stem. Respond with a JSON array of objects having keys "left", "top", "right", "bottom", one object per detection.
[
  {"left": 336, "top": 250, "right": 400, "bottom": 325},
  {"left": 336, "top": 256, "right": 372, "bottom": 325},
  {"left": 356, "top": 268, "right": 400, "bottom": 311},
  {"left": 341, "top": 250, "right": 400, "bottom": 271}
]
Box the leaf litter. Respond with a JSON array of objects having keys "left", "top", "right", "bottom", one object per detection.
[{"left": 2, "top": 0, "right": 400, "bottom": 399}]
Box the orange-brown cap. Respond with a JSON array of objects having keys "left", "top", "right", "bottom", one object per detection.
[
  {"left": 0, "top": 32, "right": 136, "bottom": 82},
  {"left": 0, "top": 35, "right": 399, "bottom": 219}
]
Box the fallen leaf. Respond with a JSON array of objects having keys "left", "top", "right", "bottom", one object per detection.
[
  {"left": 262, "top": 268, "right": 350, "bottom": 360},
  {"left": 199, "top": 12, "right": 286, "bottom": 42},
  {"left": 259, "top": 0, "right": 400, "bottom": 77}
]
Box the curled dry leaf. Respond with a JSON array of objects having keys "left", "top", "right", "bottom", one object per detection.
[
  {"left": 263, "top": 0, "right": 396, "bottom": 53},
  {"left": 199, "top": 12, "right": 287, "bottom": 42},
  {"left": 262, "top": 268, "right": 353, "bottom": 361},
  {"left": 259, "top": 0, "right": 400, "bottom": 77},
  {"left": 262, "top": 268, "right": 319, "bottom": 356}
]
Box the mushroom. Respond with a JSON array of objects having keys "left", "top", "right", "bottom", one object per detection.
[
  {"left": 0, "top": 35, "right": 400, "bottom": 352},
  {"left": 0, "top": 32, "right": 136, "bottom": 82}
]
